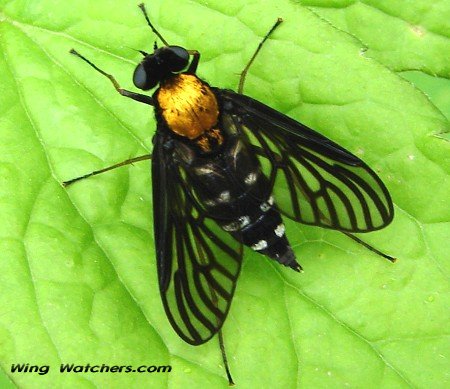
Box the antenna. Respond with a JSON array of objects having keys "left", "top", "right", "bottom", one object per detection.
[{"left": 138, "top": 3, "right": 170, "bottom": 46}]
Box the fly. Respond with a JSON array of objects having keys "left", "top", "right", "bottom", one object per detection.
[{"left": 64, "top": 3, "right": 395, "bottom": 385}]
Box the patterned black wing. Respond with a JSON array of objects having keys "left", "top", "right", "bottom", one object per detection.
[
  {"left": 152, "top": 132, "right": 243, "bottom": 345},
  {"left": 217, "top": 89, "right": 394, "bottom": 232}
]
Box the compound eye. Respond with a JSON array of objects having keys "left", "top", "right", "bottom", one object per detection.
[
  {"left": 133, "top": 63, "right": 148, "bottom": 89},
  {"left": 166, "top": 46, "right": 189, "bottom": 72},
  {"left": 133, "top": 63, "right": 156, "bottom": 90}
]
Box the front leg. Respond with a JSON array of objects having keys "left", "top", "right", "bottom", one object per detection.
[
  {"left": 187, "top": 50, "right": 201, "bottom": 74},
  {"left": 70, "top": 49, "right": 154, "bottom": 105}
]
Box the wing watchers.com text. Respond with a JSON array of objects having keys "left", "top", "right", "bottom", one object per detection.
[{"left": 11, "top": 363, "right": 172, "bottom": 375}]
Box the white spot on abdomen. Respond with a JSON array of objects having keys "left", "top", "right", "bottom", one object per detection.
[
  {"left": 251, "top": 240, "right": 268, "bottom": 251},
  {"left": 274, "top": 224, "right": 285, "bottom": 237},
  {"left": 260, "top": 195, "right": 274, "bottom": 212},
  {"left": 217, "top": 190, "right": 231, "bottom": 203},
  {"left": 244, "top": 172, "right": 258, "bottom": 185},
  {"left": 195, "top": 165, "right": 215, "bottom": 175},
  {"left": 222, "top": 216, "right": 250, "bottom": 232}
]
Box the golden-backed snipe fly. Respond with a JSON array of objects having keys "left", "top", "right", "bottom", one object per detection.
[{"left": 64, "top": 3, "right": 395, "bottom": 384}]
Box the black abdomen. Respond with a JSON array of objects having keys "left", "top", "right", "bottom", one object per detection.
[
  {"left": 237, "top": 207, "right": 298, "bottom": 270},
  {"left": 178, "top": 135, "right": 301, "bottom": 271}
]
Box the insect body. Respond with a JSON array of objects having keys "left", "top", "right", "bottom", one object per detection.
[
  {"left": 65, "top": 4, "right": 394, "bottom": 383},
  {"left": 155, "top": 72, "right": 300, "bottom": 270}
]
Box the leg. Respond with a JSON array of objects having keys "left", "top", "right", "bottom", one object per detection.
[
  {"left": 238, "top": 18, "right": 283, "bottom": 94},
  {"left": 187, "top": 50, "right": 201, "bottom": 74},
  {"left": 70, "top": 49, "right": 154, "bottom": 105},
  {"left": 63, "top": 154, "right": 152, "bottom": 187},
  {"left": 343, "top": 232, "right": 396, "bottom": 263},
  {"left": 194, "top": 237, "right": 234, "bottom": 385},
  {"left": 218, "top": 330, "right": 235, "bottom": 386}
]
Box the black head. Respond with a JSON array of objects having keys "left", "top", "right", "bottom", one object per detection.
[{"left": 133, "top": 45, "right": 189, "bottom": 90}]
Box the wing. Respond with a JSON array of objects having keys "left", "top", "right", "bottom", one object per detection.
[
  {"left": 152, "top": 131, "right": 243, "bottom": 345},
  {"left": 217, "top": 89, "right": 394, "bottom": 232}
]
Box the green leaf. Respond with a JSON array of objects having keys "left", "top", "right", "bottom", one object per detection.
[
  {"left": 0, "top": 367, "right": 15, "bottom": 389},
  {"left": 400, "top": 71, "right": 450, "bottom": 122},
  {"left": 305, "top": 0, "right": 450, "bottom": 78},
  {"left": 0, "top": 0, "right": 448, "bottom": 388},
  {"left": 303, "top": 0, "right": 450, "bottom": 132}
]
